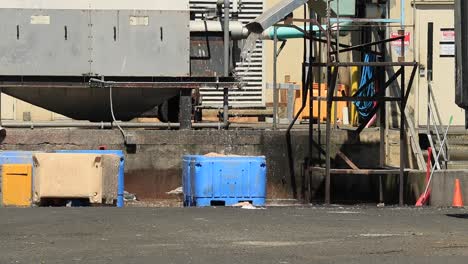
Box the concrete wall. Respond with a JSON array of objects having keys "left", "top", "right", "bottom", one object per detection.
[
  {"left": 0, "top": 128, "right": 422, "bottom": 204},
  {"left": 430, "top": 170, "right": 468, "bottom": 206}
]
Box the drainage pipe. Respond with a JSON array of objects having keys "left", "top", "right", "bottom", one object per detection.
[
  {"left": 262, "top": 22, "right": 353, "bottom": 40},
  {"left": 223, "top": 0, "right": 230, "bottom": 128},
  {"left": 1, "top": 122, "right": 227, "bottom": 129},
  {"left": 190, "top": 21, "right": 353, "bottom": 41}
]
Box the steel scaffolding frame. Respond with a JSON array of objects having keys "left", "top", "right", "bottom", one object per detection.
[{"left": 281, "top": 0, "right": 417, "bottom": 205}]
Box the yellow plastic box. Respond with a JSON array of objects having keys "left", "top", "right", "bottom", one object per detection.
[{"left": 2, "top": 164, "right": 32, "bottom": 207}]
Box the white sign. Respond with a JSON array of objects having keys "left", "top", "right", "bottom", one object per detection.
[
  {"left": 30, "top": 15, "right": 50, "bottom": 25},
  {"left": 440, "top": 43, "right": 455, "bottom": 57},
  {"left": 129, "top": 16, "right": 149, "bottom": 26}
]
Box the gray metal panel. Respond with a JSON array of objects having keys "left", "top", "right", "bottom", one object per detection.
[
  {"left": 92, "top": 10, "right": 190, "bottom": 76},
  {"left": 1, "top": 0, "right": 190, "bottom": 11},
  {"left": 0, "top": 9, "right": 90, "bottom": 76},
  {"left": 190, "top": 36, "right": 228, "bottom": 77}
]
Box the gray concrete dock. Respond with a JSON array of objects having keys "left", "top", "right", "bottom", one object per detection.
[{"left": 1, "top": 206, "right": 467, "bottom": 263}]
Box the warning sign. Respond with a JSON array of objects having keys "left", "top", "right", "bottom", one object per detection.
[
  {"left": 441, "top": 29, "right": 455, "bottom": 42},
  {"left": 390, "top": 32, "right": 411, "bottom": 47}
]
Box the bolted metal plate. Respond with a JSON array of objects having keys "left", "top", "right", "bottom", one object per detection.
[{"left": 0, "top": 7, "right": 190, "bottom": 77}]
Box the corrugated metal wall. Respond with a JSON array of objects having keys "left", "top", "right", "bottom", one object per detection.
[{"left": 190, "top": 0, "right": 265, "bottom": 108}]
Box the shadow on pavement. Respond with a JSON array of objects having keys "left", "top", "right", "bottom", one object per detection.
[{"left": 446, "top": 214, "right": 468, "bottom": 219}]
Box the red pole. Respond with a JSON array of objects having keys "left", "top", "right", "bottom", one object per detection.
[{"left": 416, "top": 147, "right": 433, "bottom": 206}]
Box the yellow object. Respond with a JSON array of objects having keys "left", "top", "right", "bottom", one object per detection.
[
  {"left": 2, "top": 164, "right": 32, "bottom": 207},
  {"left": 350, "top": 66, "right": 359, "bottom": 126},
  {"left": 293, "top": 83, "right": 348, "bottom": 122}
]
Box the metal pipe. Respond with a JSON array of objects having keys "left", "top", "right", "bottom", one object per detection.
[
  {"left": 223, "top": 0, "right": 230, "bottom": 128},
  {"left": 308, "top": 5, "right": 315, "bottom": 203},
  {"left": 2, "top": 122, "right": 113, "bottom": 128},
  {"left": 317, "top": 12, "right": 323, "bottom": 166},
  {"left": 233, "top": 0, "right": 239, "bottom": 13},
  {"left": 189, "top": 20, "right": 247, "bottom": 40},
  {"left": 412, "top": 0, "right": 416, "bottom": 56},
  {"left": 401, "top": 0, "right": 405, "bottom": 28},
  {"left": 329, "top": 18, "right": 401, "bottom": 23},
  {"left": 261, "top": 22, "right": 353, "bottom": 40},
  {"left": 1, "top": 121, "right": 227, "bottom": 129},
  {"left": 273, "top": 26, "right": 278, "bottom": 130},
  {"left": 412, "top": 1, "right": 454, "bottom": 4}
]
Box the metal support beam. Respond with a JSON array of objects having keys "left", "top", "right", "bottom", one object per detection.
[
  {"left": 399, "top": 66, "right": 406, "bottom": 206},
  {"left": 304, "top": 5, "right": 314, "bottom": 202},
  {"left": 351, "top": 75, "right": 378, "bottom": 97},
  {"left": 310, "top": 62, "right": 418, "bottom": 67},
  {"left": 273, "top": 27, "right": 279, "bottom": 130},
  {"left": 308, "top": 5, "right": 314, "bottom": 203},
  {"left": 338, "top": 36, "right": 404, "bottom": 53},
  {"left": 311, "top": 167, "right": 413, "bottom": 175},
  {"left": 179, "top": 89, "right": 192, "bottom": 130},
  {"left": 336, "top": 151, "right": 360, "bottom": 170},
  {"left": 405, "top": 66, "right": 417, "bottom": 104},
  {"left": 354, "top": 68, "right": 404, "bottom": 134},
  {"left": 330, "top": 96, "right": 401, "bottom": 102},
  {"left": 379, "top": 64, "right": 386, "bottom": 205},
  {"left": 399, "top": 28, "right": 406, "bottom": 206},
  {"left": 325, "top": 66, "right": 338, "bottom": 205}
]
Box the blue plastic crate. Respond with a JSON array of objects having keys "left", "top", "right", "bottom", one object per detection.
[
  {"left": 0, "top": 151, "right": 36, "bottom": 166},
  {"left": 55, "top": 150, "right": 125, "bottom": 207},
  {"left": 182, "top": 155, "right": 267, "bottom": 207},
  {"left": 0, "top": 151, "right": 38, "bottom": 177}
]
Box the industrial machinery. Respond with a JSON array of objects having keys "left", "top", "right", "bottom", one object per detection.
[
  {"left": 0, "top": 0, "right": 355, "bottom": 125},
  {"left": 0, "top": 0, "right": 241, "bottom": 124}
]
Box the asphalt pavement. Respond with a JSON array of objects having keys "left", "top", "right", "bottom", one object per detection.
[{"left": 1, "top": 206, "right": 468, "bottom": 264}]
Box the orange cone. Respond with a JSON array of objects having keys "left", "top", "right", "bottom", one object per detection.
[{"left": 452, "top": 179, "right": 464, "bottom": 208}]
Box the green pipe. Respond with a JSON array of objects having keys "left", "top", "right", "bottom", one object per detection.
[{"left": 264, "top": 22, "right": 353, "bottom": 40}]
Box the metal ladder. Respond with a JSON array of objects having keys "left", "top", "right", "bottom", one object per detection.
[
  {"left": 390, "top": 84, "right": 426, "bottom": 170},
  {"left": 426, "top": 82, "right": 450, "bottom": 170}
]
